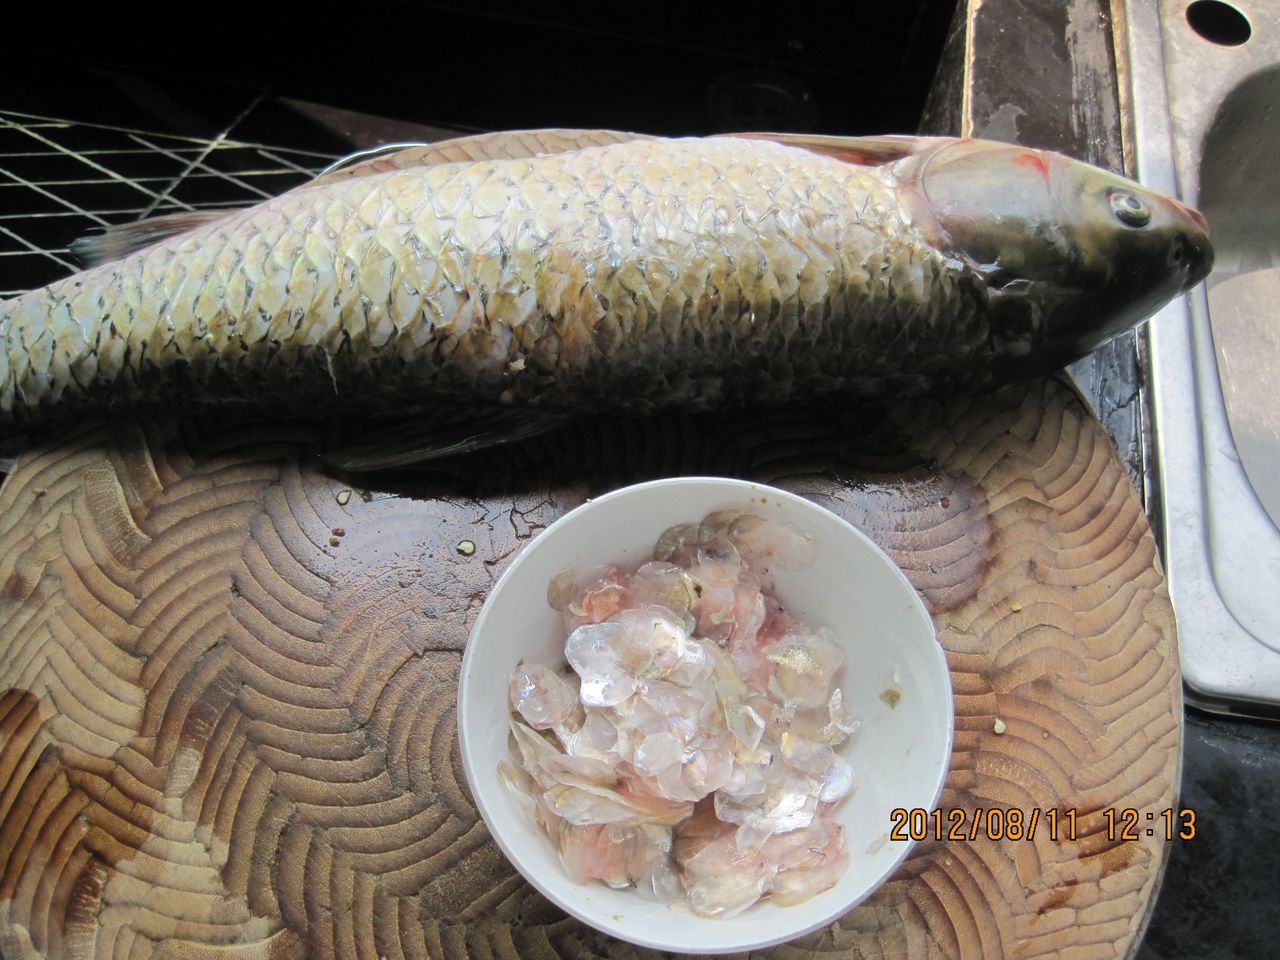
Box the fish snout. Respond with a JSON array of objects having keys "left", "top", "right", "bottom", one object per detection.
[
  {"left": 1166, "top": 199, "right": 1214, "bottom": 287},
  {"left": 1171, "top": 231, "right": 1214, "bottom": 288}
]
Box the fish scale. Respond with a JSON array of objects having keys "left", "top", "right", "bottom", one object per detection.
[{"left": 0, "top": 132, "right": 1212, "bottom": 436}]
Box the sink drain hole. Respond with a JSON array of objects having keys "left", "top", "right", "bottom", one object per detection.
[{"left": 1186, "top": 1, "right": 1252, "bottom": 46}]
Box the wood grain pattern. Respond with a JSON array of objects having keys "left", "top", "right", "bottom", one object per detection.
[{"left": 0, "top": 375, "right": 1181, "bottom": 959}]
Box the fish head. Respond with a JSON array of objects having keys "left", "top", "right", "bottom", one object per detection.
[{"left": 898, "top": 138, "right": 1213, "bottom": 366}]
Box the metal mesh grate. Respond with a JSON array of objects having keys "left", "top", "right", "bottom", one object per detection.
[{"left": 0, "top": 110, "right": 337, "bottom": 298}]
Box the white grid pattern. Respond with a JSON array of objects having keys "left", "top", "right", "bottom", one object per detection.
[{"left": 0, "top": 110, "right": 337, "bottom": 299}]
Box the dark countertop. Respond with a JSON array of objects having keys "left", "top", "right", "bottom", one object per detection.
[
  {"left": 1139, "top": 711, "right": 1280, "bottom": 959},
  {"left": 920, "top": 2, "right": 1280, "bottom": 956}
]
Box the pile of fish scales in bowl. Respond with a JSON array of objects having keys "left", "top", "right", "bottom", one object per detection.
[
  {"left": 458, "top": 477, "right": 952, "bottom": 953},
  {"left": 504, "top": 510, "right": 855, "bottom": 917}
]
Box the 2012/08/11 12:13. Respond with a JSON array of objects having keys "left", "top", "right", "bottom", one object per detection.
[{"left": 889, "top": 807, "right": 1198, "bottom": 842}]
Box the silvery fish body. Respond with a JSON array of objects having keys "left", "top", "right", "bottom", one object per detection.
[{"left": 0, "top": 130, "right": 1212, "bottom": 427}]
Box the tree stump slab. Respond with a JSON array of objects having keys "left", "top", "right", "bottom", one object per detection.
[{"left": 0, "top": 375, "right": 1181, "bottom": 959}]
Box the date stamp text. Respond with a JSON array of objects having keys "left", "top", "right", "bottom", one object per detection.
[{"left": 889, "top": 807, "right": 1197, "bottom": 842}]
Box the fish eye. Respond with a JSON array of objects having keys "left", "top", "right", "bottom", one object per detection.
[{"left": 1108, "top": 189, "right": 1152, "bottom": 227}]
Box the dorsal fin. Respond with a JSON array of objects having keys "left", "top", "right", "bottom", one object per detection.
[
  {"left": 309, "top": 128, "right": 656, "bottom": 185},
  {"left": 722, "top": 132, "right": 937, "bottom": 166},
  {"left": 69, "top": 210, "right": 236, "bottom": 269},
  {"left": 313, "top": 141, "right": 432, "bottom": 180}
]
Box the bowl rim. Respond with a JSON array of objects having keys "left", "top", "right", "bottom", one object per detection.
[{"left": 457, "top": 476, "right": 954, "bottom": 953}]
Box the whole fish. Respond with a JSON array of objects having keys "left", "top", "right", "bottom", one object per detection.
[{"left": 0, "top": 129, "right": 1211, "bottom": 460}]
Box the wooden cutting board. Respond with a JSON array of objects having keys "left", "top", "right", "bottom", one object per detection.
[{"left": 0, "top": 375, "right": 1181, "bottom": 960}]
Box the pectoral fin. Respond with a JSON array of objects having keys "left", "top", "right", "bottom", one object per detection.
[{"left": 323, "top": 407, "right": 576, "bottom": 471}]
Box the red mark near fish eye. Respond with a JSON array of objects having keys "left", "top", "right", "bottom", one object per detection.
[{"left": 1014, "top": 152, "right": 1050, "bottom": 179}]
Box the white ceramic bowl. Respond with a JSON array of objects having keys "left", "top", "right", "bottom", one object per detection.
[{"left": 458, "top": 477, "right": 953, "bottom": 954}]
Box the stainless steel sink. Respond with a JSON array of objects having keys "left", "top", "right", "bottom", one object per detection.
[{"left": 1123, "top": 0, "right": 1280, "bottom": 712}]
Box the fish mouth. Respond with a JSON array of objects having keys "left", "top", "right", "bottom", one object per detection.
[
  {"left": 1175, "top": 229, "right": 1214, "bottom": 288},
  {"left": 1166, "top": 199, "right": 1214, "bottom": 287}
]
